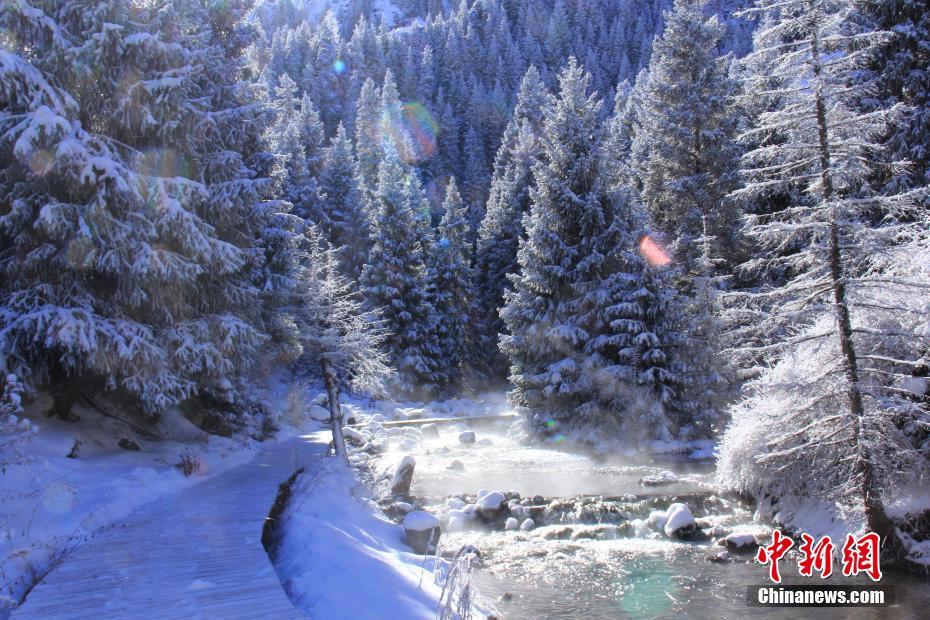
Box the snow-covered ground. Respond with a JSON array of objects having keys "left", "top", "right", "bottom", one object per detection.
[
  {"left": 0, "top": 393, "right": 271, "bottom": 614},
  {"left": 272, "top": 435, "right": 446, "bottom": 620}
]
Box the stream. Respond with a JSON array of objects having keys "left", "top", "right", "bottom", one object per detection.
[{"left": 363, "top": 413, "right": 930, "bottom": 619}]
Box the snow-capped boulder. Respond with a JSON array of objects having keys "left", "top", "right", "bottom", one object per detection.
[
  {"left": 724, "top": 533, "right": 759, "bottom": 552},
  {"left": 446, "top": 460, "right": 465, "bottom": 471},
  {"left": 504, "top": 517, "right": 519, "bottom": 531},
  {"left": 342, "top": 426, "right": 366, "bottom": 447},
  {"left": 458, "top": 431, "right": 476, "bottom": 445},
  {"left": 446, "top": 497, "right": 466, "bottom": 510},
  {"left": 520, "top": 518, "right": 535, "bottom": 531},
  {"left": 445, "top": 513, "right": 468, "bottom": 532},
  {"left": 420, "top": 423, "right": 440, "bottom": 439},
  {"left": 402, "top": 511, "right": 441, "bottom": 554},
  {"left": 476, "top": 491, "right": 507, "bottom": 520},
  {"left": 663, "top": 503, "right": 697, "bottom": 538},
  {"left": 308, "top": 404, "right": 330, "bottom": 421},
  {"left": 390, "top": 456, "right": 416, "bottom": 497}
]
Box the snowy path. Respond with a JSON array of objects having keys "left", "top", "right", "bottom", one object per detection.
[{"left": 11, "top": 435, "right": 324, "bottom": 619}]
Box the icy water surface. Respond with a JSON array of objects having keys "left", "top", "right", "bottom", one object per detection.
[{"left": 378, "top": 420, "right": 930, "bottom": 619}]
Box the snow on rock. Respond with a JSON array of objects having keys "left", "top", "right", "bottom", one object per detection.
[
  {"left": 662, "top": 503, "right": 697, "bottom": 538},
  {"left": 308, "top": 404, "right": 330, "bottom": 421},
  {"left": 458, "top": 430, "right": 476, "bottom": 445},
  {"left": 639, "top": 470, "right": 679, "bottom": 486},
  {"left": 419, "top": 423, "right": 440, "bottom": 439},
  {"left": 393, "top": 501, "right": 415, "bottom": 514},
  {"left": 446, "top": 459, "right": 465, "bottom": 471},
  {"left": 520, "top": 518, "right": 535, "bottom": 531},
  {"left": 342, "top": 426, "right": 367, "bottom": 446},
  {"left": 446, "top": 497, "right": 465, "bottom": 510},
  {"left": 504, "top": 517, "right": 519, "bottom": 531},
  {"left": 403, "top": 510, "right": 440, "bottom": 532},
  {"left": 724, "top": 532, "right": 758, "bottom": 550},
  {"left": 390, "top": 455, "right": 416, "bottom": 497},
  {"left": 403, "top": 511, "right": 440, "bottom": 555},
  {"left": 476, "top": 491, "right": 505, "bottom": 510}
]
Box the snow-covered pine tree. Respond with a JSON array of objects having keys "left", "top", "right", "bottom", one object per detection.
[
  {"left": 318, "top": 123, "right": 370, "bottom": 280},
  {"left": 360, "top": 146, "right": 442, "bottom": 398},
  {"left": 632, "top": 0, "right": 742, "bottom": 273},
  {"left": 429, "top": 178, "right": 474, "bottom": 393},
  {"left": 718, "top": 0, "right": 928, "bottom": 557},
  {"left": 354, "top": 77, "right": 382, "bottom": 197},
  {"left": 268, "top": 79, "right": 325, "bottom": 225},
  {"left": 170, "top": 0, "right": 290, "bottom": 434},
  {"left": 473, "top": 66, "right": 547, "bottom": 377},
  {"left": 501, "top": 59, "right": 682, "bottom": 444},
  {"left": 1, "top": 0, "right": 216, "bottom": 419},
  {"left": 853, "top": 0, "right": 930, "bottom": 199}
]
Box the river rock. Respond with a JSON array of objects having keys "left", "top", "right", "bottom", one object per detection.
[
  {"left": 476, "top": 491, "right": 507, "bottom": 520},
  {"left": 505, "top": 491, "right": 521, "bottom": 500},
  {"left": 446, "top": 460, "right": 465, "bottom": 472},
  {"left": 504, "top": 517, "right": 519, "bottom": 531},
  {"left": 724, "top": 533, "right": 759, "bottom": 552},
  {"left": 458, "top": 430, "right": 476, "bottom": 445},
  {"left": 542, "top": 526, "right": 574, "bottom": 540},
  {"left": 403, "top": 511, "right": 441, "bottom": 554},
  {"left": 391, "top": 455, "right": 416, "bottom": 497},
  {"left": 519, "top": 518, "right": 535, "bottom": 531},
  {"left": 420, "top": 423, "right": 440, "bottom": 439},
  {"left": 663, "top": 503, "right": 698, "bottom": 539},
  {"left": 342, "top": 426, "right": 367, "bottom": 447},
  {"left": 393, "top": 501, "right": 415, "bottom": 515},
  {"left": 308, "top": 404, "right": 331, "bottom": 421},
  {"left": 707, "top": 550, "right": 732, "bottom": 563},
  {"left": 446, "top": 497, "right": 466, "bottom": 510}
]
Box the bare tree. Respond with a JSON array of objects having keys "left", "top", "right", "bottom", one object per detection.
[{"left": 719, "top": 0, "right": 928, "bottom": 557}]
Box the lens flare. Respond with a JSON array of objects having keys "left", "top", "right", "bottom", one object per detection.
[
  {"left": 381, "top": 102, "right": 438, "bottom": 163},
  {"left": 639, "top": 235, "right": 671, "bottom": 267},
  {"left": 332, "top": 58, "right": 346, "bottom": 74}
]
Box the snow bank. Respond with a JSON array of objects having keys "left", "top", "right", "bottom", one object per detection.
[{"left": 274, "top": 453, "right": 444, "bottom": 620}]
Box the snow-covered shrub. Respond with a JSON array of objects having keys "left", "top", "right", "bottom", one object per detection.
[{"left": 1, "top": 371, "right": 35, "bottom": 472}]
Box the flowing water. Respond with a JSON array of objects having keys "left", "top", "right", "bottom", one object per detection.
[{"left": 372, "top": 418, "right": 930, "bottom": 619}]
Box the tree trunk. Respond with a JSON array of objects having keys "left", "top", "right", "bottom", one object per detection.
[
  {"left": 46, "top": 366, "right": 82, "bottom": 422},
  {"left": 320, "top": 357, "right": 349, "bottom": 465},
  {"left": 811, "top": 30, "right": 897, "bottom": 549}
]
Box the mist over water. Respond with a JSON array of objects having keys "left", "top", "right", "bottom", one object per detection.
[{"left": 376, "top": 420, "right": 930, "bottom": 620}]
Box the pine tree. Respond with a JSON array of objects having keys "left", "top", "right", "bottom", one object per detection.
[
  {"left": 360, "top": 146, "right": 442, "bottom": 398},
  {"left": 853, "top": 0, "right": 930, "bottom": 198},
  {"left": 0, "top": 0, "right": 273, "bottom": 427},
  {"left": 354, "top": 77, "right": 382, "bottom": 197},
  {"left": 429, "top": 179, "right": 473, "bottom": 392},
  {"left": 318, "top": 123, "right": 370, "bottom": 280},
  {"left": 632, "top": 0, "right": 742, "bottom": 273},
  {"left": 501, "top": 59, "right": 682, "bottom": 444},
  {"left": 474, "top": 66, "right": 547, "bottom": 377},
  {"left": 720, "top": 0, "right": 927, "bottom": 556}
]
